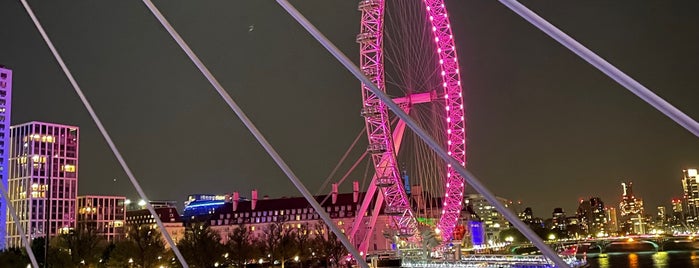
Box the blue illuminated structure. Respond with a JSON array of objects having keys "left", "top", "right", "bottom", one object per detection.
[
  {"left": 402, "top": 168, "right": 410, "bottom": 195},
  {"left": 0, "top": 66, "right": 11, "bottom": 249},
  {"left": 183, "top": 200, "right": 226, "bottom": 218},
  {"left": 468, "top": 220, "right": 485, "bottom": 246}
]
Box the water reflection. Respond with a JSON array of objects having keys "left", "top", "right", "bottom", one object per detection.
[
  {"left": 627, "top": 253, "right": 638, "bottom": 268},
  {"left": 588, "top": 251, "right": 699, "bottom": 268},
  {"left": 651, "top": 252, "right": 667, "bottom": 268},
  {"left": 597, "top": 254, "right": 609, "bottom": 268}
]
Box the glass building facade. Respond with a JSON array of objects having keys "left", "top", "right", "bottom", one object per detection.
[
  {"left": 8, "top": 122, "right": 79, "bottom": 247},
  {"left": 77, "top": 195, "right": 126, "bottom": 242}
]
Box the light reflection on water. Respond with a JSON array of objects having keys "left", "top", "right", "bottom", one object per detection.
[
  {"left": 627, "top": 253, "right": 638, "bottom": 268},
  {"left": 651, "top": 252, "right": 668, "bottom": 268},
  {"left": 588, "top": 251, "right": 699, "bottom": 268}
]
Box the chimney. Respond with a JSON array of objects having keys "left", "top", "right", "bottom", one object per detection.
[
  {"left": 353, "top": 181, "right": 359, "bottom": 203},
  {"left": 233, "top": 192, "right": 239, "bottom": 211},
  {"left": 332, "top": 183, "right": 338, "bottom": 204},
  {"left": 252, "top": 189, "right": 258, "bottom": 210}
]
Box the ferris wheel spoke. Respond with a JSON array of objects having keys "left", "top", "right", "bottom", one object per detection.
[{"left": 356, "top": 0, "right": 466, "bottom": 247}]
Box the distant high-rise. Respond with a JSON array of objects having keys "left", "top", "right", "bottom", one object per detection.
[
  {"left": 605, "top": 207, "right": 618, "bottom": 233},
  {"left": 576, "top": 197, "right": 607, "bottom": 236},
  {"left": 682, "top": 168, "right": 699, "bottom": 226},
  {"left": 552, "top": 208, "right": 566, "bottom": 231},
  {"left": 8, "top": 122, "right": 79, "bottom": 247},
  {"left": 619, "top": 182, "right": 645, "bottom": 234},
  {"left": 0, "top": 66, "right": 13, "bottom": 249}
]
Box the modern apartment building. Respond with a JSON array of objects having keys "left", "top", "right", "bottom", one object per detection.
[
  {"left": 77, "top": 195, "right": 126, "bottom": 242},
  {"left": 7, "top": 122, "right": 79, "bottom": 247}
]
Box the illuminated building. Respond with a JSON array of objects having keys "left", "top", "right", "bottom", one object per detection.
[
  {"left": 670, "top": 198, "right": 688, "bottom": 232},
  {"left": 0, "top": 66, "right": 12, "bottom": 249},
  {"left": 203, "top": 189, "right": 394, "bottom": 252},
  {"left": 619, "top": 182, "right": 645, "bottom": 234},
  {"left": 576, "top": 198, "right": 606, "bottom": 235},
  {"left": 551, "top": 208, "right": 566, "bottom": 231},
  {"left": 125, "top": 207, "right": 184, "bottom": 248},
  {"left": 656, "top": 206, "right": 667, "bottom": 230},
  {"left": 589, "top": 197, "right": 607, "bottom": 235},
  {"left": 605, "top": 207, "right": 618, "bottom": 233},
  {"left": 76, "top": 195, "right": 126, "bottom": 241},
  {"left": 519, "top": 207, "right": 533, "bottom": 224},
  {"left": 464, "top": 194, "right": 511, "bottom": 242},
  {"left": 682, "top": 168, "right": 699, "bottom": 226},
  {"left": 183, "top": 194, "right": 228, "bottom": 218},
  {"left": 7, "top": 122, "right": 78, "bottom": 247},
  {"left": 672, "top": 198, "right": 683, "bottom": 214}
]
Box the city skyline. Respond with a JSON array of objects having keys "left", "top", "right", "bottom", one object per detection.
[{"left": 1, "top": 0, "right": 699, "bottom": 217}]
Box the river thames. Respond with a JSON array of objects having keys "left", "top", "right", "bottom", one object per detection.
[{"left": 586, "top": 251, "right": 699, "bottom": 268}]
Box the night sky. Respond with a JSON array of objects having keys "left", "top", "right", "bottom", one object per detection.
[{"left": 2, "top": 0, "right": 699, "bottom": 217}]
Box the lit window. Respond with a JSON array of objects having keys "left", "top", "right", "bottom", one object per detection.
[{"left": 62, "top": 164, "right": 76, "bottom": 172}]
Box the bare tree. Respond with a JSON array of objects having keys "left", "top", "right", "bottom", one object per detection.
[
  {"left": 108, "top": 224, "right": 167, "bottom": 268},
  {"left": 226, "top": 224, "right": 255, "bottom": 268},
  {"left": 261, "top": 220, "right": 298, "bottom": 268},
  {"left": 177, "top": 223, "right": 226, "bottom": 268},
  {"left": 312, "top": 221, "right": 347, "bottom": 268},
  {"left": 57, "top": 227, "right": 105, "bottom": 266}
]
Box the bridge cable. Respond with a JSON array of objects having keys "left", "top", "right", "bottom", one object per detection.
[
  {"left": 18, "top": 1, "right": 190, "bottom": 267},
  {"left": 274, "top": 1, "right": 571, "bottom": 267},
  {"left": 500, "top": 0, "right": 699, "bottom": 138},
  {"left": 315, "top": 127, "right": 366, "bottom": 196},
  {"left": 140, "top": 1, "right": 370, "bottom": 267}
]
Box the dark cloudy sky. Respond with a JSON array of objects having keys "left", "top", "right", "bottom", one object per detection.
[{"left": 2, "top": 0, "right": 699, "bottom": 217}]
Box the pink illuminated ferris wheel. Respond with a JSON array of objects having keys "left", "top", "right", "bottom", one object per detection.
[{"left": 352, "top": 0, "right": 466, "bottom": 249}]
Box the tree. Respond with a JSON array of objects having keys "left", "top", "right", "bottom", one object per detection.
[
  {"left": 56, "top": 227, "right": 105, "bottom": 266},
  {"left": 294, "top": 223, "right": 313, "bottom": 268},
  {"left": 312, "top": 222, "right": 347, "bottom": 267},
  {"left": 0, "top": 248, "right": 29, "bottom": 267},
  {"left": 177, "top": 223, "right": 226, "bottom": 268},
  {"left": 30, "top": 237, "right": 46, "bottom": 266},
  {"left": 226, "top": 224, "right": 255, "bottom": 268},
  {"left": 29, "top": 236, "right": 71, "bottom": 268},
  {"left": 261, "top": 221, "right": 298, "bottom": 268},
  {"left": 107, "top": 224, "right": 167, "bottom": 268}
]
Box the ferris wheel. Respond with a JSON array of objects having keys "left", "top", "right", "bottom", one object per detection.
[{"left": 349, "top": 0, "right": 466, "bottom": 252}]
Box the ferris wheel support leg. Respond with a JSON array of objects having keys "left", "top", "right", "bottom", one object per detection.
[
  {"left": 499, "top": 0, "right": 699, "bottom": 138},
  {"left": 359, "top": 192, "right": 385, "bottom": 254},
  {"left": 274, "top": 1, "right": 570, "bottom": 267},
  {"left": 350, "top": 110, "right": 409, "bottom": 250},
  {"left": 349, "top": 182, "right": 377, "bottom": 245}
]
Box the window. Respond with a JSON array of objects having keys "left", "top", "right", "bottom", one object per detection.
[{"left": 62, "top": 164, "right": 76, "bottom": 172}]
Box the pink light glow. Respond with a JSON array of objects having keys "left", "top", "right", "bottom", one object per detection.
[{"left": 357, "top": 0, "right": 466, "bottom": 246}]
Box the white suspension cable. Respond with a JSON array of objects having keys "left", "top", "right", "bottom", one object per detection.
[
  {"left": 499, "top": 0, "right": 699, "bottom": 138},
  {"left": 273, "top": 1, "right": 570, "bottom": 267},
  {"left": 316, "top": 127, "right": 366, "bottom": 196},
  {"left": 140, "top": 1, "right": 369, "bottom": 267},
  {"left": 18, "top": 1, "right": 189, "bottom": 267}
]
